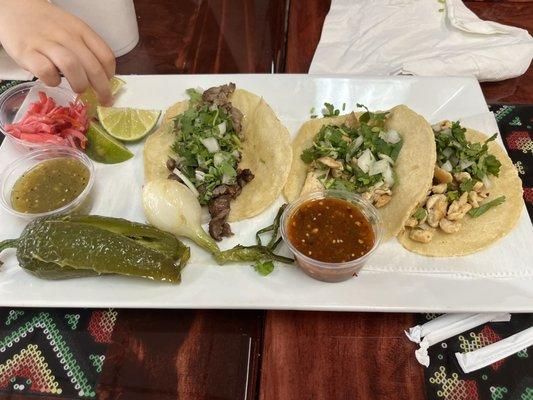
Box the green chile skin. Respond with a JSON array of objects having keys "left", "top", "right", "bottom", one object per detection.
[{"left": 15, "top": 216, "right": 189, "bottom": 283}]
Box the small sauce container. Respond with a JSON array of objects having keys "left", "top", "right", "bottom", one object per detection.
[
  {"left": 0, "top": 146, "right": 95, "bottom": 220},
  {"left": 0, "top": 82, "right": 77, "bottom": 152},
  {"left": 280, "top": 190, "right": 383, "bottom": 282}
]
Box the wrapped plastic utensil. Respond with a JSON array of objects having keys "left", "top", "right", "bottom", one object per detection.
[
  {"left": 414, "top": 313, "right": 509, "bottom": 367},
  {"left": 406, "top": 313, "right": 511, "bottom": 344},
  {"left": 455, "top": 326, "right": 533, "bottom": 373}
]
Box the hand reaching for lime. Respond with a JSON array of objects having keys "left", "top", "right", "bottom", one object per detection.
[{"left": 79, "top": 77, "right": 126, "bottom": 118}]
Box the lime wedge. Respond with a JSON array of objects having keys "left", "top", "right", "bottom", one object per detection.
[
  {"left": 79, "top": 76, "right": 126, "bottom": 117},
  {"left": 85, "top": 121, "right": 134, "bottom": 164},
  {"left": 97, "top": 106, "right": 161, "bottom": 142}
]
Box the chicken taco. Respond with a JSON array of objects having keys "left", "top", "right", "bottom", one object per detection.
[
  {"left": 284, "top": 105, "right": 436, "bottom": 240},
  {"left": 398, "top": 121, "right": 523, "bottom": 256},
  {"left": 144, "top": 83, "right": 292, "bottom": 241}
]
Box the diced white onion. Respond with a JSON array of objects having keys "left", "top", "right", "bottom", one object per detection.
[
  {"left": 357, "top": 149, "right": 375, "bottom": 173},
  {"left": 217, "top": 121, "right": 227, "bottom": 136},
  {"left": 378, "top": 153, "right": 395, "bottom": 165},
  {"left": 449, "top": 155, "right": 459, "bottom": 166},
  {"left": 214, "top": 152, "right": 225, "bottom": 167},
  {"left": 222, "top": 174, "right": 232, "bottom": 184},
  {"left": 200, "top": 137, "right": 220, "bottom": 153},
  {"left": 379, "top": 129, "right": 401, "bottom": 144},
  {"left": 432, "top": 124, "right": 442, "bottom": 132},
  {"left": 353, "top": 136, "right": 363, "bottom": 149},
  {"left": 369, "top": 159, "right": 389, "bottom": 176},
  {"left": 442, "top": 148, "right": 453, "bottom": 158},
  {"left": 383, "top": 167, "right": 394, "bottom": 187},
  {"left": 369, "top": 160, "right": 394, "bottom": 187},
  {"left": 482, "top": 174, "right": 492, "bottom": 189},
  {"left": 195, "top": 170, "right": 206, "bottom": 182},
  {"left": 441, "top": 161, "right": 453, "bottom": 172},
  {"left": 459, "top": 159, "right": 474, "bottom": 170},
  {"left": 172, "top": 168, "right": 199, "bottom": 197}
]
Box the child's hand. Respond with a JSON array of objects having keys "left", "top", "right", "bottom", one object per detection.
[{"left": 0, "top": 0, "right": 116, "bottom": 104}]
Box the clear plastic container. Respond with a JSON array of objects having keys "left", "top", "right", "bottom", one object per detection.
[
  {"left": 0, "top": 82, "right": 77, "bottom": 152},
  {"left": 280, "top": 190, "right": 383, "bottom": 282},
  {"left": 0, "top": 146, "right": 95, "bottom": 220}
]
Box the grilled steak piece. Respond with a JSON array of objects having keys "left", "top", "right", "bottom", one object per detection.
[
  {"left": 201, "top": 83, "right": 243, "bottom": 135},
  {"left": 207, "top": 168, "right": 255, "bottom": 241}
]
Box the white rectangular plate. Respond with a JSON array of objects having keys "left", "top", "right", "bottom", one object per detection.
[{"left": 1, "top": 74, "right": 532, "bottom": 312}]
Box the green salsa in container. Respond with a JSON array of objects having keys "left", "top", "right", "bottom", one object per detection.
[
  {"left": 11, "top": 157, "right": 90, "bottom": 213},
  {"left": 0, "top": 147, "right": 95, "bottom": 219}
]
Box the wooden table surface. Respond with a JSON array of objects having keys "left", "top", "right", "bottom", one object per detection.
[{"left": 93, "top": 1, "right": 533, "bottom": 399}]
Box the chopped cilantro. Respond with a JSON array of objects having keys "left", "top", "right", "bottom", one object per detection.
[
  {"left": 446, "top": 190, "right": 459, "bottom": 202},
  {"left": 413, "top": 207, "right": 427, "bottom": 220},
  {"left": 254, "top": 260, "right": 275, "bottom": 276},
  {"left": 300, "top": 104, "right": 402, "bottom": 192},
  {"left": 171, "top": 88, "right": 242, "bottom": 204},
  {"left": 322, "top": 102, "right": 341, "bottom": 117},
  {"left": 435, "top": 122, "right": 501, "bottom": 182},
  {"left": 185, "top": 88, "right": 202, "bottom": 103},
  {"left": 459, "top": 179, "right": 475, "bottom": 193}
]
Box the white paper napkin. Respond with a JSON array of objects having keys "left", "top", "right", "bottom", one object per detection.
[{"left": 310, "top": 0, "right": 533, "bottom": 82}]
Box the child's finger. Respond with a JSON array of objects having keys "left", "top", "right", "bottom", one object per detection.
[
  {"left": 65, "top": 39, "right": 112, "bottom": 105},
  {"left": 19, "top": 50, "right": 61, "bottom": 87},
  {"left": 81, "top": 27, "right": 115, "bottom": 79},
  {"left": 40, "top": 42, "right": 89, "bottom": 93}
]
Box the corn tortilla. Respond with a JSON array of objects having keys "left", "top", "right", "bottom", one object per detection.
[
  {"left": 398, "top": 129, "right": 523, "bottom": 256},
  {"left": 143, "top": 88, "right": 292, "bottom": 222},
  {"left": 284, "top": 105, "right": 436, "bottom": 240}
]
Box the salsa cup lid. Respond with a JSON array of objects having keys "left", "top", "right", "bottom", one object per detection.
[
  {"left": 280, "top": 189, "right": 384, "bottom": 270},
  {"left": 0, "top": 145, "right": 94, "bottom": 220}
]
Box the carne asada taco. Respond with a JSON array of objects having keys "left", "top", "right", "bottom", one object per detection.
[
  {"left": 398, "top": 121, "right": 523, "bottom": 256},
  {"left": 284, "top": 105, "right": 436, "bottom": 240},
  {"left": 144, "top": 83, "right": 292, "bottom": 241}
]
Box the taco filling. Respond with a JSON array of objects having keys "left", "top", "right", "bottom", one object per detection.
[
  {"left": 405, "top": 121, "right": 504, "bottom": 243},
  {"left": 165, "top": 83, "right": 254, "bottom": 241},
  {"left": 300, "top": 107, "right": 403, "bottom": 208}
]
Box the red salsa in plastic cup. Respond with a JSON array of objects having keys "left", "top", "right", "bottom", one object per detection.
[{"left": 281, "top": 190, "right": 383, "bottom": 282}]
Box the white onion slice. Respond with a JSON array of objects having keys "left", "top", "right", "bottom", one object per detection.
[
  {"left": 217, "top": 121, "right": 227, "bottom": 136},
  {"left": 357, "top": 149, "right": 375, "bottom": 173},
  {"left": 378, "top": 153, "right": 395, "bottom": 165},
  {"left": 200, "top": 137, "right": 220, "bottom": 153},
  {"left": 353, "top": 136, "right": 363, "bottom": 149},
  {"left": 442, "top": 148, "right": 453, "bottom": 158},
  {"left": 459, "top": 159, "right": 474, "bottom": 170},
  {"left": 369, "top": 160, "right": 394, "bottom": 187},
  {"left": 195, "top": 170, "right": 206, "bottom": 182},
  {"left": 214, "top": 152, "right": 225, "bottom": 167},
  {"left": 482, "top": 174, "right": 492, "bottom": 189},
  {"left": 369, "top": 159, "right": 389, "bottom": 176},
  {"left": 441, "top": 161, "right": 453, "bottom": 172},
  {"left": 222, "top": 173, "right": 233, "bottom": 184},
  {"left": 379, "top": 129, "right": 401, "bottom": 144},
  {"left": 173, "top": 168, "right": 199, "bottom": 197}
]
